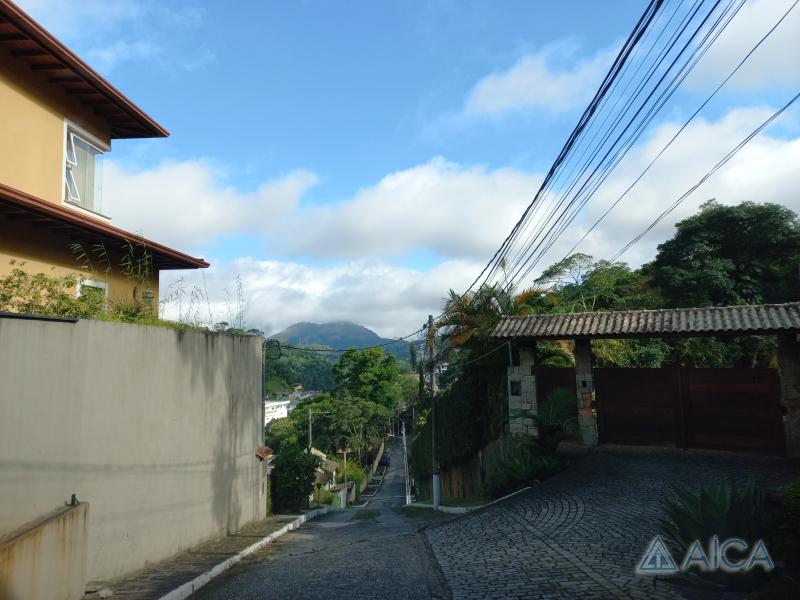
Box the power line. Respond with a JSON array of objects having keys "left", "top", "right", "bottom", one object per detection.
[
  {"left": 502, "top": 0, "right": 743, "bottom": 289},
  {"left": 609, "top": 90, "right": 800, "bottom": 262},
  {"left": 461, "top": 0, "right": 668, "bottom": 295},
  {"left": 283, "top": 326, "right": 426, "bottom": 353},
  {"left": 560, "top": 0, "right": 798, "bottom": 263}
]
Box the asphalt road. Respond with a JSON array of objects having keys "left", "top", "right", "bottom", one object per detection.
[{"left": 194, "top": 441, "right": 450, "bottom": 600}]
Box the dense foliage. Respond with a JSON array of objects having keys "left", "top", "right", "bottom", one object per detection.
[
  {"left": 0, "top": 265, "right": 104, "bottom": 318},
  {"left": 645, "top": 201, "right": 800, "bottom": 307},
  {"left": 271, "top": 442, "right": 320, "bottom": 512},
  {"left": 265, "top": 347, "right": 401, "bottom": 470},
  {"left": 265, "top": 349, "right": 334, "bottom": 393},
  {"left": 332, "top": 348, "right": 401, "bottom": 407}
]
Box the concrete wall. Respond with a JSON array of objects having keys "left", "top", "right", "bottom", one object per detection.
[
  {"left": 0, "top": 317, "right": 265, "bottom": 584},
  {"left": 0, "top": 503, "right": 88, "bottom": 600}
]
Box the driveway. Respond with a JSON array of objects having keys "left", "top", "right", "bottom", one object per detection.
[{"left": 424, "top": 445, "right": 799, "bottom": 600}]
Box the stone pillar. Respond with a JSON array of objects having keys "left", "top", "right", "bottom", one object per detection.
[
  {"left": 508, "top": 342, "right": 537, "bottom": 437},
  {"left": 574, "top": 338, "right": 598, "bottom": 446},
  {"left": 777, "top": 333, "right": 800, "bottom": 457}
]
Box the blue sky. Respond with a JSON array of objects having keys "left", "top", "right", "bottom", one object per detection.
[{"left": 18, "top": 0, "right": 800, "bottom": 336}]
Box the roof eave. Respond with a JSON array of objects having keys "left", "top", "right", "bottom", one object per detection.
[{"left": 0, "top": 0, "right": 168, "bottom": 139}]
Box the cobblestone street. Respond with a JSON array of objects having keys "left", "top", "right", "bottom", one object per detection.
[
  {"left": 193, "top": 442, "right": 449, "bottom": 599},
  {"left": 424, "top": 445, "right": 799, "bottom": 600}
]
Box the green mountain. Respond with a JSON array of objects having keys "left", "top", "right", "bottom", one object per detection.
[{"left": 270, "top": 321, "right": 410, "bottom": 359}]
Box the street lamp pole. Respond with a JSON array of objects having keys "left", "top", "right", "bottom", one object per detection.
[{"left": 428, "top": 314, "right": 441, "bottom": 511}]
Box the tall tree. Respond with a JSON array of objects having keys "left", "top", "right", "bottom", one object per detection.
[
  {"left": 644, "top": 201, "right": 800, "bottom": 307},
  {"left": 332, "top": 348, "right": 400, "bottom": 408}
]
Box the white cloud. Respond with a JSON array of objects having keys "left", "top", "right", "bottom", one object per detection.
[
  {"left": 461, "top": 40, "right": 616, "bottom": 118},
  {"left": 107, "top": 108, "right": 800, "bottom": 335},
  {"left": 283, "top": 158, "right": 543, "bottom": 260},
  {"left": 16, "top": 0, "right": 142, "bottom": 38},
  {"left": 15, "top": 0, "right": 211, "bottom": 74},
  {"left": 103, "top": 160, "right": 318, "bottom": 252},
  {"left": 87, "top": 40, "right": 161, "bottom": 72},
  {"left": 526, "top": 106, "right": 800, "bottom": 271},
  {"left": 159, "top": 257, "right": 481, "bottom": 338},
  {"left": 104, "top": 156, "right": 541, "bottom": 262},
  {"left": 687, "top": 0, "right": 800, "bottom": 90}
]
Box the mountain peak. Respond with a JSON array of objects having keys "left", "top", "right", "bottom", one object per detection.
[{"left": 269, "top": 321, "right": 409, "bottom": 358}]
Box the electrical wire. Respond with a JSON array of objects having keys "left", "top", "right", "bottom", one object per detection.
[
  {"left": 503, "top": 0, "right": 742, "bottom": 289},
  {"left": 559, "top": 0, "right": 799, "bottom": 263},
  {"left": 283, "top": 325, "right": 426, "bottom": 353},
  {"left": 609, "top": 89, "right": 800, "bottom": 262}
]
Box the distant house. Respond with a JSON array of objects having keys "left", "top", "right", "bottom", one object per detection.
[
  {"left": 0, "top": 0, "right": 207, "bottom": 310},
  {"left": 264, "top": 399, "right": 291, "bottom": 425}
]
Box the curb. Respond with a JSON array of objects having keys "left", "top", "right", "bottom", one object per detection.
[
  {"left": 411, "top": 486, "right": 532, "bottom": 514},
  {"left": 158, "top": 507, "right": 329, "bottom": 600}
]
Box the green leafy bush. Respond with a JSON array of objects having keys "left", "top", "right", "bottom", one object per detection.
[
  {"left": 0, "top": 265, "right": 103, "bottom": 319},
  {"left": 485, "top": 450, "right": 564, "bottom": 499},
  {"left": 316, "top": 487, "right": 336, "bottom": 505},
  {"left": 783, "top": 480, "right": 800, "bottom": 532},
  {"left": 336, "top": 459, "right": 367, "bottom": 499},
  {"left": 660, "top": 478, "right": 771, "bottom": 589},
  {"left": 271, "top": 443, "right": 319, "bottom": 512},
  {"left": 529, "top": 388, "right": 579, "bottom": 454}
]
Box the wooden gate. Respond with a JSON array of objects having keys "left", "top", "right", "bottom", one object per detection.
[
  {"left": 683, "top": 369, "right": 785, "bottom": 454},
  {"left": 595, "top": 368, "right": 785, "bottom": 455},
  {"left": 595, "top": 368, "right": 681, "bottom": 446},
  {"left": 535, "top": 367, "right": 576, "bottom": 404}
]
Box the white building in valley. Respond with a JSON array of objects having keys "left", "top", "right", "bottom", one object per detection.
[{"left": 264, "top": 399, "right": 291, "bottom": 425}]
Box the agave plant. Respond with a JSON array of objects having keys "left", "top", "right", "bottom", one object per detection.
[
  {"left": 659, "top": 478, "right": 772, "bottom": 590},
  {"left": 513, "top": 388, "right": 579, "bottom": 454},
  {"left": 659, "top": 477, "right": 766, "bottom": 553},
  {"left": 485, "top": 449, "right": 564, "bottom": 498}
]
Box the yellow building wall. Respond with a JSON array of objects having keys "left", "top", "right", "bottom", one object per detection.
[
  {"left": 0, "top": 49, "right": 110, "bottom": 205},
  {"left": 0, "top": 219, "right": 159, "bottom": 310},
  {"left": 0, "top": 48, "right": 159, "bottom": 310}
]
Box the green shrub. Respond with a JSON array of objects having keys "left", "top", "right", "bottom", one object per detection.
[
  {"left": 316, "top": 487, "right": 336, "bottom": 505},
  {"left": 336, "top": 460, "right": 366, "bottom": 499},
  {"left": 272, "top": 443, "right": 319, "bottom": 512},
  {"left": 783, "top": 480, "right": 800, "bottom": 532},
  {"left": 659, "top": 477, "right": 771, "bottom": 589},
  {"left": 531, "top": 388, "right": 579, "bottom": 453},
  {"left": 485, "top": 449, "right": 564, "bottom": 499}
]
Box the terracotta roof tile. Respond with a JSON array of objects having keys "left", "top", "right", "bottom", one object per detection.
[{"left": 491, "top": 303, "right": 800, "bottom": 340}]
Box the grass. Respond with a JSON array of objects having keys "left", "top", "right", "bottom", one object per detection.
[
  {"left": 351, "top": 509, "right": 379, "bottom": 522},
  {"left": 393, "top": 505, "right": 451, "bottom": 523},
  {"left": 441, "top": 496, "right": 487, "bottom": 508}
]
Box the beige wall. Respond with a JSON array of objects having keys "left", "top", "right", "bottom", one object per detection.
[
  {"left": 0, "top": 318, "right": 266, "bottom": 583},
  {"left": 0, "top": 49, "right": 110, "bottom": 205},
  {"left": 0, "top": 218, "right": 159, "bottom": 306}
]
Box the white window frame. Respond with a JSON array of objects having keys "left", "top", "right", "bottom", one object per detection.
[
  {"left": 77, "top": 278, "right": 108, "bottom": 300},
  {"left": 62, "top": 120, "right": 110, "bottom": 217}
]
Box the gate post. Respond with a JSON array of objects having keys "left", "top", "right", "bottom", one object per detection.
[
  {"left": 778, "top": 333, "right": 800, "bottom": 457},
  {"left": 574, "top": 338, "right": 598, "bottom": 446},
  {"left": 508, "top": 342, "right": 537, "bottom": 437}
]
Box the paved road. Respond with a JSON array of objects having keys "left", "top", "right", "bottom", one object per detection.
[
  {"left": 425, "top": 445, "right": 799, "bottom": 600},
  {"left": 195, "top": 442, "right": 450, "bottom": 600}
]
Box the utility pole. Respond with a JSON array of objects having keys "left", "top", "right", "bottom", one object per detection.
[
  {"left": 428, "top": 314, "right": 441, "bottom": 511},
  {"left": 308, "top": 411, "right": 312, "bottom": 450},
  {"left": 402, "top": 420, "right": 411, "bottom": 505}
]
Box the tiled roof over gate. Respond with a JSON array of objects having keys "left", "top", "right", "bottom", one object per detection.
[{"left": 491, "top": 302, "right": 800, "bottom": 340}]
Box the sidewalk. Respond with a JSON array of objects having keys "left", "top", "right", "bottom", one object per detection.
[{"left": 89, "top": 512, "right": 326, "bottom": 600}]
